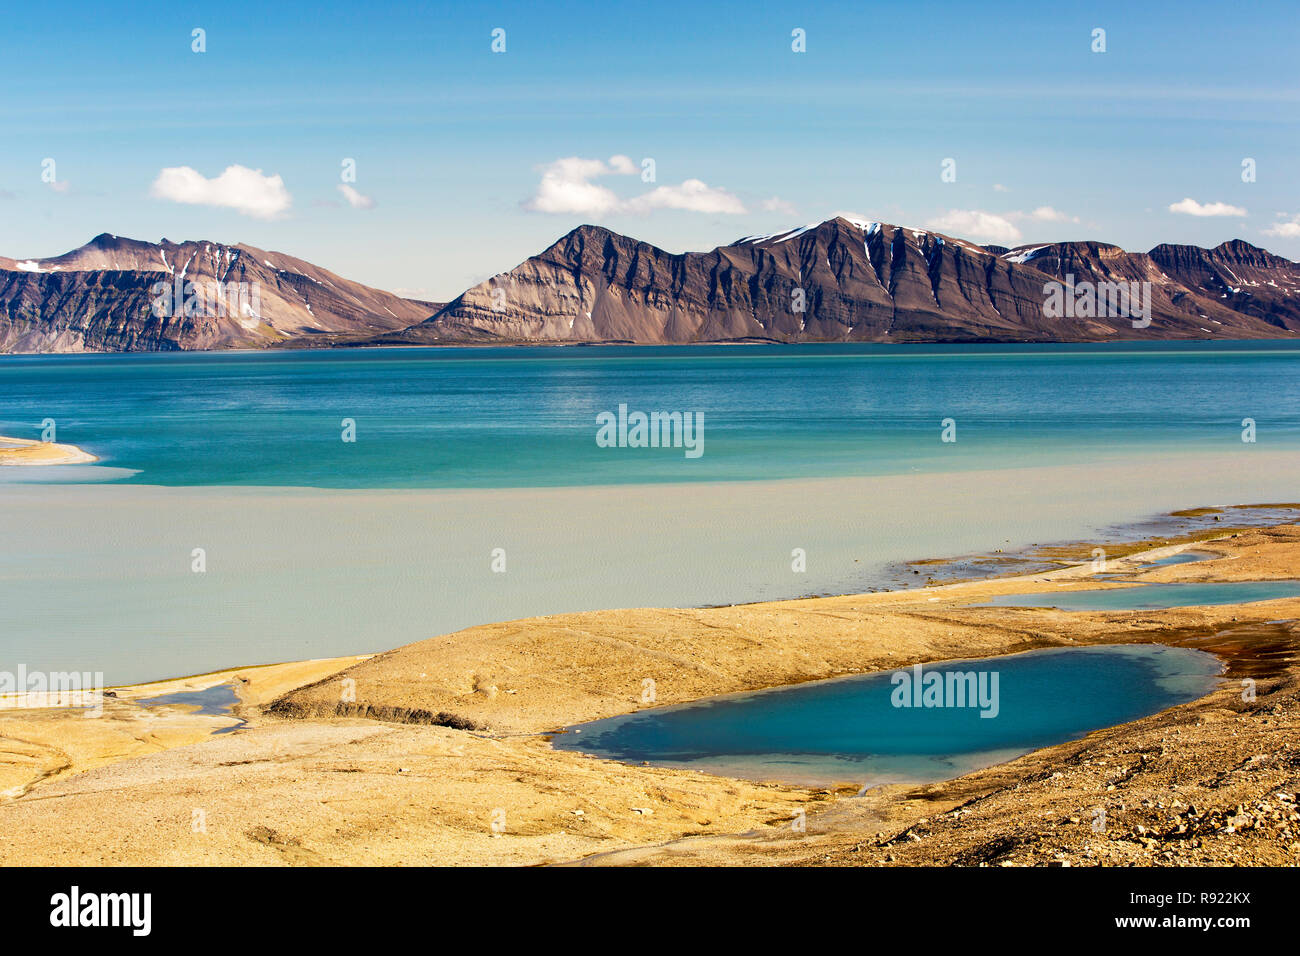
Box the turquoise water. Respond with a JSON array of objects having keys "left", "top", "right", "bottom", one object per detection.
[
  {"left": 551, "top": 645, "right": 1222, "bottom": 786},
  {"left": 3, "top": 342, "right": 1299, "bottom": 685},
  {"left": 980, "top": 580, "right": 1300, "bottom": 611},
  {"left": 2, "top": 341, "right": 1299, "bottom": 488}
]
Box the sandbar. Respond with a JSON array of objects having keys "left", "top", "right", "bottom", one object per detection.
[{"left": 0, "top": 434, "right": 97, "bottom": 466}]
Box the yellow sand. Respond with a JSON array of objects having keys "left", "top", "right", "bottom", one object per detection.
[
  {"left": 0, "top": 657, "right": 366, "bottom": 799},
  {"left": 0, "top": 434, "right": 97, "bottom": 466},
  {"left": 2, "top": 524, "right": 1298, "bottom": 866}
]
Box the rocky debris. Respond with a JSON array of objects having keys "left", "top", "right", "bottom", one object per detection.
[
  {"left": 265, "top": 697, "right": 482, "bottom": 731},
  {"left": 773, "top": 623, "right": 1300, "bottom": 868}
]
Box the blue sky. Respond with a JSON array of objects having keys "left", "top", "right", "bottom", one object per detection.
[{"left": 2, "top": 0, "right": 1297, "bottom": 300}]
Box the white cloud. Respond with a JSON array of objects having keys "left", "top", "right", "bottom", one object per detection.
[
  {"left": 606, "top": 154, "right": 638, "bottom": 175},
  {"left": 992, "top": 183, "right": 1009, "bottom": 193},
  {"left": 524, "top": 155, "right": 746, "bottom": 216},
  {"left": 831, "top": 209, "right": 878, "bottom": 223},
  {"left": 1262, "top": 214, "right": 1300, "bottom": 238},
  {"left": 523, "top": 157, "right": 626, "bottom": 215},
  {"left": 1001, "top": 206, "right": 1079, "bottom": 224},
  {"left": 624, "top": 179, "right": 746, "bottom": 214},
  {"left": 150, "top": 164, "right": 292, "bottom": 219},
  {"left": 1027, "top": 205, "right": 1077, "bottom": 223},
  {"left": 337, "top": 184, "right": 375, "bottom": 209},
  {"left": 1168, "top": 197, "right": 1246, "bottom": 217},
  {"left": 924, "top": 209, "right": 1022, "bottom": 244},
  {"left": 760, "top": 196, "right": 798, "bottom": 216}
]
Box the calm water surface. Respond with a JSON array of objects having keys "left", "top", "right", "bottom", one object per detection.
[
  {"left": 2, "top": 342, "right": 1298, "bottom": 488},
  {"left": 980, "top": 580, "right": 1300, "bottom": 611},
  {"left": 551, "top": 645, "right": 1222, "bottom": 786},
  {"left": 2, "top": 342, "right": 1297, "bottom": 683}
]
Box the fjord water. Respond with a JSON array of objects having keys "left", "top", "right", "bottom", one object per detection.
[
  {"left": 3, "top": 341, "right": 1300, "bottom": 488},
  {"left": 3, "top": 342, "right": 1300, "bottom": 684},
  {"left": 551, "top": 645, "right": 1223, "bottom": 786}
]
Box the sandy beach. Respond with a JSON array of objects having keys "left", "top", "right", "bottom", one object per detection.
[
  {"left": 0, "top": 657, "right": 369, "bottom": 800},
  {"left": 0, "top": 435, "right": 97, "bottom": 466},
  {"left": 2, "top": 514, "right": 1299, "bottom": 866}
]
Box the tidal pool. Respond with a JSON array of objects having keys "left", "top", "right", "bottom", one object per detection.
[
  {"left": 981, "top": 580, "right": 1300, "bottom": 611},
  {"left": 550, "top": 644, "right": 1221, "bottom": 787},
  {"left": 1140, "top": 551, "right": 1218, "bottom": 568},
  {"left": 140, "top": 682, "right": 243, "bottom": 734}
]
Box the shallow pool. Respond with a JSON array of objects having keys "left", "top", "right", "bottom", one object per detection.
[
  {"left": 550, "top": 644, "right": 1221, "bottom": 787},
  {"left": 140, "top": 682, "right": 243, "bottom": 734},
  {"left": 981, "top": 580, "right": 1300, "bottom": 611},
  {"left": 1140, "top": 551, "right": 1218, "bottom": 568}
]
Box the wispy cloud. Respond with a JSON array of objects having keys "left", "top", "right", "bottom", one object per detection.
[
  {"left": 1168, "top": 197, "right": 1246, "bottom": 217},
  {"left": 760, "top": 196, "right": 798, "bottom": 216},
  {"left": 1263, "top": 214, "right": 1300, "bottom": 238},
  {"left": 337, "top": 184, "right": 375, "bottom": 209},
  {"left": 606, "top": 154, "right": 638, "bottom": 175},
  {"left": 624, "top": 180, "right": 745, "bottom": 214},
  {"left": 831, "top": 209, "right": 880, "bottom": 224},
  {"left": 1020, "top": 205, "right": 1078, "bottom": 223},
  {"left": 523, "top": 155, "right": 745, "bottom": 216},
  {"left": 150, "top": 164, "right": 292, "bottom": 219},
  {"left": 924, "top": 209, "right": 1021, "bottom": 244},
  {"left": 995, "top": 206, "right": 1082, "bottom": 229}
]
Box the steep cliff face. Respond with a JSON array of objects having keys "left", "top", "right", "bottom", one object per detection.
[
  {"left": 1147, "top": 240, "right": 1300, "bottom": 332},
  {"left": 0, "top": 234, "right": 436, "bottom": 353},
  {"left": 6, "top": 223, "right": 1298, "bottom": 352},
  {"left": 0, "top": 269, "right": 237, "bottom": 352},
  {"left": 387, "top": 219, "right": 1298, "bottom": 345}
]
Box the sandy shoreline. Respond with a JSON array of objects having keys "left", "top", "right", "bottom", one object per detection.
[
  {"left": 3, "top": 513, "right": 1299, "bottom": 865},
  {"left": 0, "top": 657, "right": 368, "bottom": 800},
  {"left": 0, "top": 434, "right": 97, "bottom": 466}
]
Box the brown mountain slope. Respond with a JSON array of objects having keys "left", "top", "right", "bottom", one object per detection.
[
  {"left": 0, "top": 234, "right": 436, "bottom": 353},
  {"left": 1148, "top": 239, "right": 1300, "bottom": 332},
  {"left": 6, "top": 223, "right": 1297, "bottom": 352},
  {"left": 1004, "top": 238, "right": 1300, "bottom": 335},
  {"left": 383, "top": 218, "right": 1298, "bottom": 345}
]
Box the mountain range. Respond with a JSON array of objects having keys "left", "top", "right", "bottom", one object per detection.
[
  {"left": 4, "top": 218, "right": 1298, "bottom": 352},
  {"left": 0, "top": 234, "right": 437, "bottom": 352}
]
